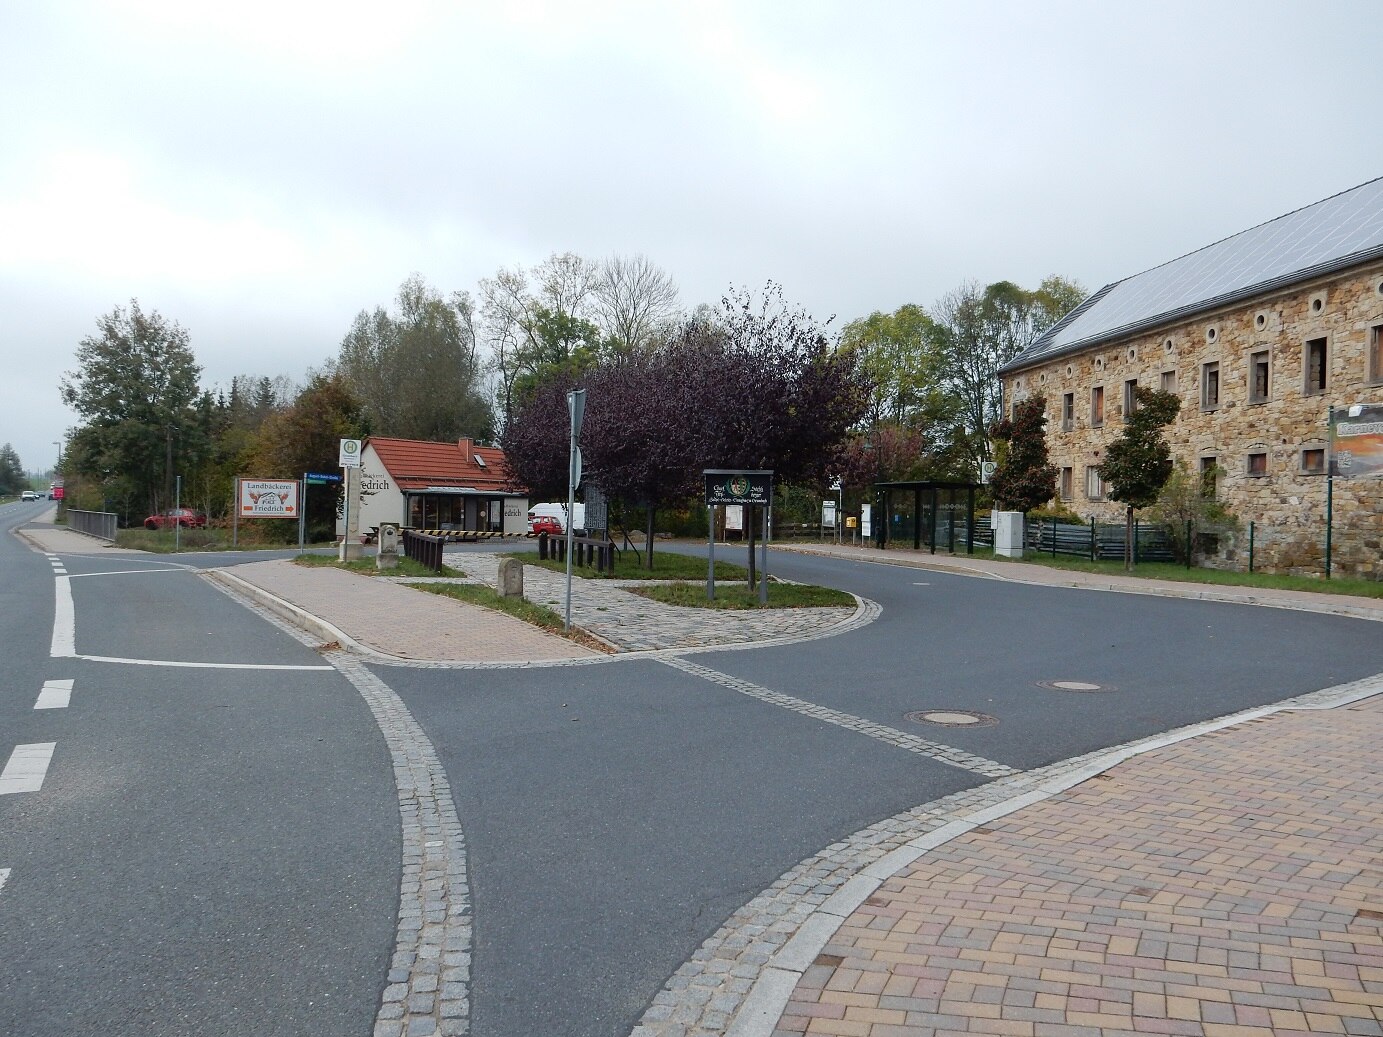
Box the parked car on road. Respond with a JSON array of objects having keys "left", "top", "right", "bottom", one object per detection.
[{"left": 143, "top": 507, "right": 207, "bottom": 530}]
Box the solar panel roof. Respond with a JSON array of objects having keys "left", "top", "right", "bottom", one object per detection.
[{"left": 1001, "top": 176, "right": 1383, "bottom": 374}]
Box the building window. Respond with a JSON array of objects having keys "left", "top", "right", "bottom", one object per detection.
[
  {"left": 1369, "top": 325, "right": 1383, "bottom": 385},
  {"left": 1201, "top": 361, "right": 1220, "bottom": 410},
  {"left": 1301, "top": 447, "right": 1326, "bottom": 475},
  {"left": 1160, "top": 369, "right": 1177, "bottom": 394},
  {"left": 1249, "top": 349, "right": 1270, "bottom": 404},
  {"left": 1085, "top": 465, "right": 1105, "bottom": 501},
  {"left": 1199, "top": 456, "right": 1218, "bottom": 500},
  {"left": 1304, "top": 336, "right": 1328, "bottom": 394},
  {"left": 1122, "top": 378, "right": 1138, "bottom": 421},
  {"left": 1090, "top": 385, "right": 1104, "bottom": 427},
  {"left": 1062, "top": 392, "right": 1074, "bottom": 432},
  {"left": 1060, "top": 467, "right": 1073, "bottom": 500},
  {"left": 1246, "top": 451, "right": 1269, "bottom": 477}
]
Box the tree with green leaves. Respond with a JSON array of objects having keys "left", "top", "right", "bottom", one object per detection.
[
  {"left": 60, "top": 300, "right": 205, "bottom": 515},
  {"left": 932, "top": 276, "right": 1085, "bottom": 471},
  {"left": 338, "top": 274, "right": 492, "bottom": 443},
  {"left": 989, "top": 395, "right": 1059, "bottom": 513},
  {"left": 1099, "top": 385, "right": 1181, "bottom": 569},
  {"left": 0, "top": 443, "right": 23, "bottom": 496},
  {"left": 247, "top": 372, "right": 370, "bottom": 542}
]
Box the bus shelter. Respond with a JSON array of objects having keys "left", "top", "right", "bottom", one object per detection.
[{"left": 875, "top": 481, "right": 980, "bottom": 554}]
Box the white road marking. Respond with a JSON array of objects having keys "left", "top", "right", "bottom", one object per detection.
[
  {"left": 0, "top": 868, "right": 9, "bottom": 895},
  {"left": 68, "top": 568, "right": 185, "bottom": 578},
  {"left": 0, "top": 743, "right": 56, "bottom": 794},
  {"left": 72, "top": 653, "right": 332, "bottom": 670},
  {"left": 51, "top": 575, "right": 75, "bottom": 658},
  {"left": 34, "top": 679, "right": 73, "bottom": 709}
]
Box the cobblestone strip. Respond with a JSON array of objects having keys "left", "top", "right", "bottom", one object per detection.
[
  {"left": 629, "top": 671, "right": 1383, "bottom": 1037},
  {"left": 333, "top": 656, "right": 472, "bottom": 1037},
  {"left": 659, "top": 656, "right": 1017, "bottom": 779},
  {"left": 204, "top": 578, "right": 472, "bottom": 1037}
]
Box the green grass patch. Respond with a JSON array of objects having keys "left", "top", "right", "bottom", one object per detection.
[
  {"left": 627, "top": 580, "right": 855, "bottom": 610},
  {"left": 404, "top": 581, "right": 609, "bottom": 650},
  {"left": 509, "top": 547, "right": 750, "bottom": 581},
  {"left": 115, "top": 527, "right": 230, "bottom": 552},
  {"left": 294, "top": 554, "right": 465, "bottom": 579},
  {"left": 921, "top": 545, "right": 1383, "bottom": 598},
  {"left": 990, "top": 553, "right": 1383, "bottom": 598}
]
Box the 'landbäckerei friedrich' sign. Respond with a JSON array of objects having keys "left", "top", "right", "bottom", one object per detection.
[{"left": 704, "top": 469, "right": 774, "bottom": 507}]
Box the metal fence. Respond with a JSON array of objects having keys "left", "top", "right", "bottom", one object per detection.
[
  {"left": 66, "top": 508, "right": 118, "bottom": 543},
  {"left": 1025, "top": 519, "right": 1175, "bottom": 563},
  {"left": 403, "top": 529, "right": 444, "bottom": 572}
]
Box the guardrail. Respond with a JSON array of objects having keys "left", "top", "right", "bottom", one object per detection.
[{"left": 66, "top": 508, "right": 118, "bottom": 543}]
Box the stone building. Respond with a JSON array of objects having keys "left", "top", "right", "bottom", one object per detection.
[{"left": 998, "top": 178, "right": 1383, "bottom": 579}]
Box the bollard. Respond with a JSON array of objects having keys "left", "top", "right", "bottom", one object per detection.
[{"left": 497, "top": 557, "right": 524, "bottom": 598}]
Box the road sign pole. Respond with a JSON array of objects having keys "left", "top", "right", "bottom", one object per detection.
[{"left": 299, "top": 474, "right": 306, "bottom": 552}]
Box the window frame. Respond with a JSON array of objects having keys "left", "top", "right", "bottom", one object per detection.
[
  {"left": 1369, "top": 325, "right": 1383, "bottom": 386},
  {"left": 1200, "top": 361, "right": 1221, "bottom": 411},
  {"left": 1300, "top": 446, "right": 1327, "bottom": 476},
  {"left": 1246, "top": 451, "right": 1269, "bottom": 478},
  {"left": 1090, "top": 385, "right": 1105, "bottom": 428},
  {"left": 1199, "top": 456, "right": 1219, "bottom": 500},
  {"left": 1085, "top": 465, "right": 1105, "bottom": 501},
  {"left": 1160, "top": 369, "right": 1177, "bottom": 394},
  {"left": 1248, "top": 348, "right": 1271, "bottom": 405},
  {"left": 1122, "top": 378, "right": 1138, "bottom": 422},
  {"left": 1303, "top": 334, "right": 1329, "bottom": 396},
  {"left": 1061, "top": 392, "right": 1074, "bottom": 432},
  {"left": 1060, "top": 466, "right": 1073, "bottom": 500}
]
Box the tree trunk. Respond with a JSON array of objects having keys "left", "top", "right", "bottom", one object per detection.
[
  {"left": 1124, "top": 505, "right": 1134, "bottom": 572},
  {"left": 645, "top": 505, "right": 655, "bottom": 570}
]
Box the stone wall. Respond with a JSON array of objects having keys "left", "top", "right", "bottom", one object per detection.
[{"left": 1004, "top": 264, "right": 1383, "bottom": 579}]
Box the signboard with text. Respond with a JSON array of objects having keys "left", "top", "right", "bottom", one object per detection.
[
  {"left": 238, "top": 479, "right": 299, "bottom": 518},
  {"left": 1331, "top": 403, "right": 1383, "bottom": 478},
  {"left": 339, "top": 439, "right": 362, "bottom": 468},
  {"left": 704, "top": 469, "right": 773, "bottom": 507}
]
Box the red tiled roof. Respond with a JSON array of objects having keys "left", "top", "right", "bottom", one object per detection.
[{"left": 366, "top": 437, "right": 522, "bottom": 494}]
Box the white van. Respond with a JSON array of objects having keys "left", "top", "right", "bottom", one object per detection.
[{"left": 527, "top": 502, "right": 585, "bottom": 534}]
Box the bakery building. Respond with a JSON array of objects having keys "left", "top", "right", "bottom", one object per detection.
[
  {"left": 340, "top": 436, "right": 529, "bottom": 538},
  {"left": 999, "top": 178, "right": 1383, "bottom": 578}
]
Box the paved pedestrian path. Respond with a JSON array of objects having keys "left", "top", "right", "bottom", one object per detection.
[{"left": 766, "top": 693, "right": 1383, "bottom": 1037}]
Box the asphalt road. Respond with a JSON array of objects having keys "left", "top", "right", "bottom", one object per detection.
[
  {"left": 4, "top": 519, "right": 1382, "bottom": 1037},
  {"left": 393, "top": 539, "right": 1383, "bottom": 1037},
  {"left": 0, "top": 503, "right": 399, "bottom": 1037}
]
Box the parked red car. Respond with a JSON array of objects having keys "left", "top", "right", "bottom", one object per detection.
[
  {"left": 143, "top": 507, "right": 207, "bottom": 530},
  {"left": 528, "top": 515, "right": 564, "bottom": 536}
]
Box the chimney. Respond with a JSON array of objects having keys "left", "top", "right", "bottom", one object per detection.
[{"left": 458, "top": 437, "right": 473, "bottom": 464}]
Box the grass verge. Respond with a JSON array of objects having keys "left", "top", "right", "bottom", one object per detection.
[
  {"left": 294, "top": 554, "right": 465, "bottom": 579},
  {"left": 405, "top": 582, "right": 612, "bottom": 653},
  {"left": 974, "top": 551, "right": 1383, "bottom": 599},
  {"left": 627, "top": 581, "right": 855, "bottom": 610},
  {"left": 508, "top": 548, "right": 749, "bottom": 581}
]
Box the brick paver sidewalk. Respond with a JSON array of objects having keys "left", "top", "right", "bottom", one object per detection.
[
  {"left": 223, "top": 559, "right": 597, "bottom": 663},
  {"left": 773, "top": 696, "right": 1383, "bottom": 1037}
]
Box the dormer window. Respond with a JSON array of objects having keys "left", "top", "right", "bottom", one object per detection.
[{"left": 474, "top": 454, "right": 487, "bottom": 468}]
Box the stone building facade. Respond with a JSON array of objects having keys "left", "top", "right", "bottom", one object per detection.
[{"left": 999, "top": 180, "right": 1383, "bottom": 579}]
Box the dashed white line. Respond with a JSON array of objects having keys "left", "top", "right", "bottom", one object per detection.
[
  {"left": 0, "top": 869, "right": 9, "bottom": 895},
  {"left": 51, "top": 575, "right": 75, "bottom": 657},
  {"left": 0, "top": 743, "right": 56, "bottom": 794},
  {"left": 660, "top": 656, "right": 1017, "bottom": 778},
  {"left": 34, "top": 679, "right": 73, "bottom": 709}
]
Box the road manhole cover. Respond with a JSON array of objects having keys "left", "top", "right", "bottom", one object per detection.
[
  {"left": 1036, "top": 680, "right": 1115, "bottom": 693},
  {"left": 904, "top": 709, "right": 998, "bottom": 728}
]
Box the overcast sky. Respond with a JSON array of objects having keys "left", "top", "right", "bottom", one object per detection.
[{"left": 3, "top": 1, "right": 1380, "bottom": 475}]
